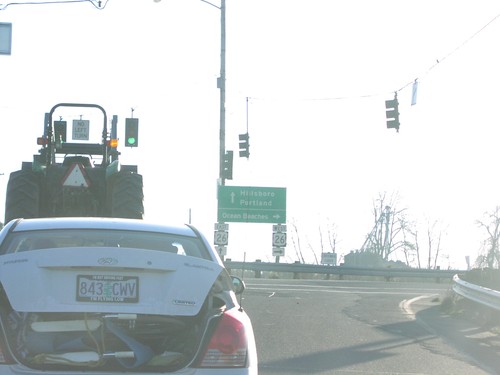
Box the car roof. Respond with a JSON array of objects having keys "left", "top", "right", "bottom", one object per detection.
[{"left": 8, "top": 217, "right": 197, "bottom": 237}]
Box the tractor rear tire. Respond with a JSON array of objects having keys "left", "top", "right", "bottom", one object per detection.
[
  {"left": 5, "top": 170, "right": 42, "bottom": 223},
  {"left": 43, "top": 166, "right": 67, "bottom": 217},
  {"left": 109, "top": 172, "right": 144, "bottom": 219}
]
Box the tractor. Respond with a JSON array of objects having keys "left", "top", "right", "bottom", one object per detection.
[{"left": 4, "top": 103, "right": 144, "bottom": 223}]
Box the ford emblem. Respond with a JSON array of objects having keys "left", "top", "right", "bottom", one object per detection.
[{"left": 98, "top": 257, "right": 118, "bottom": 265}]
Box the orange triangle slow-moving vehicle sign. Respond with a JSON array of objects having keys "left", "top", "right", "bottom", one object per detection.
[{"left": 62, "top": 163, "right": 91, "bottom": 188}]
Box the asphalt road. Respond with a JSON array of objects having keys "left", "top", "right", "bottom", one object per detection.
[{"left": 240, "top": 278, "right": 499, "bottom": 375}]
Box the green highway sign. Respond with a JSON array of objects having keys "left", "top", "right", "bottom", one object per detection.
[{"left": 218, "top": 186, "right": 286, "bottom": 223}]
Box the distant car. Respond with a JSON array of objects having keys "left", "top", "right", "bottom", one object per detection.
[{"left": 0, "top": 217, "right": 257, "bottom": 374}]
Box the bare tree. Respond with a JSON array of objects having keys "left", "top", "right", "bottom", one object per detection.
[
  {"left": 414, "top": 229, "right": 422, "bottom": 268},
  {"left": 302, "top": 218, "right": 338, "bottom": 265},
  {"left": 325, "top": 218, "right": 338, "bottom": 253},
  {"left": 317, "top": 218, "right": 338, "bottom": 252},
  {"left": 476, "top": 206, "right": 500, "bottom": 269},
  {"left": 307, "top": 232, "right": 320, "bottom": 265},
  {"left": 400, "top": 220, "right": 418, "bottom": 267},
  {"left": 360, "top": 192, "right": 451, "bottom": 268},
  {"left": 409, "top": 218, "right": 446, "bottom": 269},
  {"left": 426, "top": 219, "right": 444, "bottom": 269},
  {"left": 361, "top": 192, "right": 413, "bottom": 261},
  {"left": 289, "top": 217, "right": 339, "bottom": 265},
  {"left": 427, "top": 220, "right": 443, "bottom": 269},
  {"left": 289, "top": 219, "right": 306, "bottom": 264},
  {"left": 316, "top": 218, "right": 338, "bottom": 265}
]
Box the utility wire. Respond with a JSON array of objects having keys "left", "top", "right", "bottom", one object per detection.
[
  {"left": 250, "top": 10, "right": 500, "bottom": 103},
  {"left": 395, "top": 11, "right": 500, "bottom": 96}
]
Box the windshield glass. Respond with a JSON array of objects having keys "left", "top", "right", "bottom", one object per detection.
[{"left": 0, "top": 229, "right": 210, "bottom": 260}]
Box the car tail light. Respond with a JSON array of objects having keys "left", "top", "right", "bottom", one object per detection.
[{"left": 197, "top": 310, "right": 248, "bottom": 368}]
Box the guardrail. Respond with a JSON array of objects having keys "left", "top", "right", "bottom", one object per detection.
[
  {"left": 224, "top": 260, "right": 459, "bottom": 281},
  {"left": 452, "top": 274, "right": 500, "bottom": 311},
  {"left": 226, "top": 262, "right": 500, "bottom": 310},
  {"left": 225, "top": 262, "right": 500, "bottom": 308}
]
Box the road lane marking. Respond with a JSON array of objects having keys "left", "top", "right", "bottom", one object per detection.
[
  {"left": 248, "top": 287, "right": 441, "bottom": 295},
  {"left": 246, "top": 283, "right": 446, "bottom": 292},
  {"left": 400, "top": 294, "right": 440, "bottom": 318}
]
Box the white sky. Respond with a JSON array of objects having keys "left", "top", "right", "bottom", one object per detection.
[{"left": 1, "top": 0, "right": 500, "bottom": 269}]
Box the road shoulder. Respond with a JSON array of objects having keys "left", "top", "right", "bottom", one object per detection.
[{"left": 406, "top": 293, "right": 500, "bottom": 374}]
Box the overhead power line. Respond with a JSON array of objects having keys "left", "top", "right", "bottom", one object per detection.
[
  {"left": 249, "top": 10, "right": 500, "bottom": 103},
  {"left": 396, "top": 11, "right": 500, "bottom": 96}
]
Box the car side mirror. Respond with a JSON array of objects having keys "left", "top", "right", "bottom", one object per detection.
[{"left": 231, "top": 275, "right": 246, "bottom": 295}]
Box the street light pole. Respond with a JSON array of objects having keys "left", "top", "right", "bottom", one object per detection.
[{"left": 218, "top": 0, "right": 226, "bottom": 186}]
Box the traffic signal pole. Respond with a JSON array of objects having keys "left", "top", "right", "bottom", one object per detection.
[{"left": 218, "top": 0, "right": 226, "bottom": 186}]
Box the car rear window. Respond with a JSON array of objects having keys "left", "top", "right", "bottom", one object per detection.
[{"left": 0, "top": 229, "right": 210, "bottom": 260}]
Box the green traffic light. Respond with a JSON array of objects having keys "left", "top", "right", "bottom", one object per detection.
[{"left": 125, "top": 118, "right": 139, "bottom": 147}]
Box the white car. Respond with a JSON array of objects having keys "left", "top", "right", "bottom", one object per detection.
[{"left": 0, "top": 217, "right": 257, "bottom": 374}]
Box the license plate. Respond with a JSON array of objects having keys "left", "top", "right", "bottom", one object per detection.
[{"left": 77, "top": 275, "right": 139, "bottom": 303}]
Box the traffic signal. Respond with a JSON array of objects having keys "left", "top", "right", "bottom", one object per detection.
[
  {"left": 54, "top": 120, "right": 67, "bottom": 144},
  {"left": 385, "top": 96, "right": 400, "bottom": 132},
  {"left": 239, "top": 133, "right": 249, "bottom": 158},
  {"left": 125, "top": 118, "right": 139, "bottom": 147},
  {"left": 222, "top": 150, "right": 233, "bottom": 180}
]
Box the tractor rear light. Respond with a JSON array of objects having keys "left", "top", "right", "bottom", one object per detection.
[
  {"left": 108, "top": 139, "right": 118, "bottom": 148},
  {"left": 197, "top": 310, "right": 248, "bottom": 368},
  {"left": 37, "top": 136, "right": 48, "bottom": 146}
]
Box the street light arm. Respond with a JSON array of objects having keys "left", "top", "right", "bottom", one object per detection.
[
  {"left": 154, "top": 0, "right": 220, "bottom": 8},
  {"left": 199, "top": 0, "right": 220, "bottom": 10},
  {"left": 0, "top": 0, "right": 105, "bottom": 10}
]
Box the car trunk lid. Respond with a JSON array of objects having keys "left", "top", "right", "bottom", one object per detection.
[{"left": 0, "top": 248, "right": 223, "bottom": 316}]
